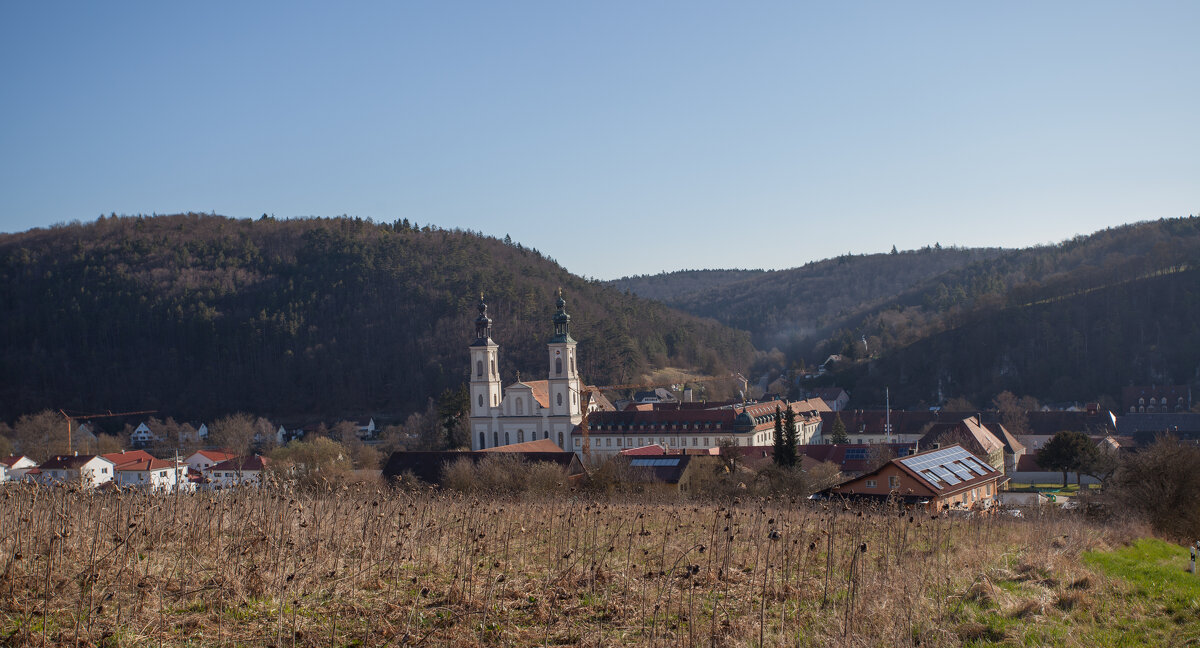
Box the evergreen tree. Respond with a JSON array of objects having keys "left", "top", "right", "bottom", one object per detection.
[
  {"left": 783, "top": 406, "right": 799, "bottom": 467},
  {"left": 1037, "top": 430, "right": 1093, "bottom": 487},
  {"left": 772, "top": 405, "right": 786, "bottom": 466},
  {"left": 829, "top": 413, "right": 849, "bottom": 444}
]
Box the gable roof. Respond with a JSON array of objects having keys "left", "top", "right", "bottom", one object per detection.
[
  {"left": 616, "top": 454, "right": 694, "bottom": 485},
  {"left": 984, "top": 423, "right": 1025, "bottom": 453},
  {"left": 478, "top": 439, "right": 564, "bottom": 453},
  {"left": 584, "top": 388, "right": 616, "bottom": 412},
  {"left": 188, "top": 449, "right": 238, "bottom": 463},
  {"left": 39, "top": 455, "right": 113, "bottom": 470},
  {"left": 102, "top": 450, "right": 157, "bottom": 465},
  {"left": 919, "top": 417, "right": 1004, "bottom": 457},
  {"left": 797, "top": 443, "right": 916, "bottom": 474},
  {"left": 115, "top": 458, "right": 179, "bottom": 472},
  {"left": 1, "top": 455, "right": 34, "bottom": 468},
  {"left": 208, "top": 455, "right": 269, "bottom": 472}
]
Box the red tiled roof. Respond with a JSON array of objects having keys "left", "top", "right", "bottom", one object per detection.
[
  {"left": 479, "top": 439, "right": 564, "bottom": 453},
  {"left": 102, "top": 450, "right": 157, "bottom": 465},
  {"left": 1, "top": 455, "right": 33, "bottom": 468},
  {"left": 190, "top": 449, "right": 237, "bottom": 463},
  {"left": 115, "top": 458, "right": 179, "bottom": 472}
]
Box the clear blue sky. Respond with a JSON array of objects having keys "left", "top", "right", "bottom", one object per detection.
[{"left": 2, "top": 2, "right": 1196, "bottom": 279}]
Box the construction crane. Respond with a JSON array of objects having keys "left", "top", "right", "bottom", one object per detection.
[{"left": 58, "top": 409, "right": 157, "bottom": 454}]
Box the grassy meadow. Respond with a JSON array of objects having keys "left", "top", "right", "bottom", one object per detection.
[{"left": 1, "top": 483, "right": 1197, "bottom": 647}]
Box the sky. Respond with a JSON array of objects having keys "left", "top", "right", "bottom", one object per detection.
[{"left": 1, "top": 2, "right": 1197, "bottom": 280}]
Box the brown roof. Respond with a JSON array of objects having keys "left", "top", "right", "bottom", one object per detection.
[
  {"left": 208, "top": 455, "right": 269, "bottom": 472},
  {"left": 519, "top": 380, "right": 551, "bottom": 408},
  {"left": 984, "top": 423, "right": 1025, "bottom": 453},
  {"left": 584, "top": 388, "right": 616, "bottom": 412},
  {"left": 919, "top": 417, "right": 1003, "bottom": 457},
  {"left": 479, "top": 439, "right": 564, "bottom": 453},
  {"left": 832, "top": 444, "right": 1004, "bottom": 500},
  {"left": 798, "top": 443, "right": 916, "bottom": 474},
  {"left": 38, "top": 455, "right": 111, "bottom": 470},
  {"left": 1, "top": 455, "right": 33, "bottom": 468}
]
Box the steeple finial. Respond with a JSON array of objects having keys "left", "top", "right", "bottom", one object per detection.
[{"left": 472, "top": 293, "right": 493, "bottom": 345}]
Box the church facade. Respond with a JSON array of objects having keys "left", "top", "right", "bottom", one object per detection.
[{"left": 468, "top": 292, "right": 590, "bottom": 452}]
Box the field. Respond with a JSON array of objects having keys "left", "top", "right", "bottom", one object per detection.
[{"left": 1, "top": 483, "right": 1197, "bottom": 647}]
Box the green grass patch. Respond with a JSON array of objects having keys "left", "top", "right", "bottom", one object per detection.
[{"left": 1083, "top": 538, "right": 1200, "bottom": 607}]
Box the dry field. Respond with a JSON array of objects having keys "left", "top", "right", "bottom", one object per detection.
[{"left": 0, "top": 483, "right": 1190, "bottom": 647}]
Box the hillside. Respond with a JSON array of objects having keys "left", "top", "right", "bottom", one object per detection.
[
  {"left": 0, "top": 214, "right": 754, "bottom": 422},
  {"left": 610, "top": 247, "right": 1004, "bottom": 349}
]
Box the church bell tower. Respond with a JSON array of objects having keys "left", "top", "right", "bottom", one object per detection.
[
  {"left": 546, "top": 289, "right": 582, "bottom": 419},
  {"left": 469, "top": 296, "right": 502, "bottom": 425}
]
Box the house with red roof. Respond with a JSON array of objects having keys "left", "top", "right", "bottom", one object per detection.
[
  {"left": 114, "top": 457, "right": 190, "bottom": 491},
  {"left": 184, "top": 449, "right": 238, "bottom": 473}
]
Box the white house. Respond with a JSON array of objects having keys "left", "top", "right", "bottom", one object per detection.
[
  {"left": 130, "top": 422, "right": 160, "bottom": 447},
  {"left": 204, "top": 455, "right": 270, "bottom": 489},
  {"left": 1, "top": 455, "right": 37, "bottom": 483},
  {"left": 114, "top": 458, "right": 190, "bottom": 491},
  {"left": 357, "top": 418, "right": 377, "bottom": 439},
  {"left": 184, "top": 449, "right": 237, "bottom": 473},
  {"left": 30, "top": 455, "right": 116, "bottom": 488}
]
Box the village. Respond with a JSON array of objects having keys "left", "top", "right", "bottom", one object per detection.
[{"left": 4, "top": 295, "right": 1194, "bottom": 515}]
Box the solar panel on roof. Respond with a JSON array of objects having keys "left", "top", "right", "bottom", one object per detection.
[
  {"left": 844, "top": 448, "right": 868, "bottom": 460},
  {"left": 629, "top": 458, "right": 680, "bottom": 467},
  {"left": 930, "top": 465, "right": 961, "bottom": 485}
]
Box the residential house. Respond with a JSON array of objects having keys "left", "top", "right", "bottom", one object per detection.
[
  {"left": 129, "top": 422, "right": 161, "bottom": 447},
  {"left": 633, "top": 388, "right": 678, "bottom": 404},
  {"left": 1010, "top": 454, "right": 1100, "bottom": 487},
  {"left": 797, "top": 443, "right": 917, "bottom": 477},
  {"left": 828, "top": 444, "right": 1006, "bottom": 512},
  {"left": 184, "top": 449, "right": 237, "bottom": 473},
  {"left": 1123, "top": 385, "right": 1192, "bottom": 413},
  {"left": 810, "top": 387, "right": 850, "bottom": 412},
  {"left": 356, "top": 418, "right": 377, "bottom": 439},
  {"left": 31, "top": 455, "right": 116, "bottom": 488},
  {"left": 918, "top": 416, "right": 1006, "bottom": 471},
  {"left": 1115, "top": 412, "right": 1200, "bottom": 444},
  {"left": 115, "top": 458, "right": 190, "bottom": 491},
  {"left": 1, "top": 455, "right": 37, "bottom": 483},
  {"left": 204, "top": 455, "right": 270, "bottom": 488},
  {"left": 612, "top": 453, "right": 698, "bottom": 493}
]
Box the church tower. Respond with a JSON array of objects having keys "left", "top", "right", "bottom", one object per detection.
[
  {"left": 547, "top": 289, "right": 582, "bottom": 420},
  {"left": 468, "top": 296, "right": 502, "bottom": 430}
]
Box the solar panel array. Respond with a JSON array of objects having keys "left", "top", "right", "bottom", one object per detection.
[
  {"left": 898, "top": 446, "right": 994, "bottom": 490},
  {"left": 843, "top": 448, "right": 868, "bottom": 460},
  {"left": 629, "top": 458, "right": 680, "bottom": 467}
]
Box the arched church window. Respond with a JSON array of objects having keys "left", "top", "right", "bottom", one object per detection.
[
  {"left": 493, "top": 394, "right": 498, "bottom": 405},
  {"left": 558, "top": 432, "right": 564, "bottom": 448},
  {"left": 476, "top": 360, "right": 483, "bottom": 378},
  {"left": 478, "top": 394, "right": 484, "bottom": 408},
  {"left": 504, "top": 431, "right": 510, "bottom": 445},
  {"left": 544, "top": 431, "right": 548, "bottom": 439},
  {"left": 517, "top": 429, "right": 524, "bottom": 442},
  {"left": 571, "top": 356, "right": 575, "bottom": 373},
  {"left": 493, "top": 431, "right": 498, "bottom": 447},
  {"left": 556, "top": 358, "right": 562, "bottom": 375},
  {"left": 479, "top": 432, "right": 486, "bottom": 449},
  {"left": 491, "top": 359, "right": 496, "bottom": 376},
  {"left": 557, "top": 393, "right": 563, "bottom": 406},
  {"left": 516, "top": 399, "right": 524, "bottom": 415}
]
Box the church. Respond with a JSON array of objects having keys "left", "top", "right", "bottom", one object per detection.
[
  {"left": 468, "top": 292, "right": 829, "bottom": 460},
  {"left": 468, "top": 291, "right": 608, "bottom": 452}
]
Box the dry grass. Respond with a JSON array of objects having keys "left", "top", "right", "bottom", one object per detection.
[{"left": 0, "top": 483, "right": 1164, "bottom": 647}]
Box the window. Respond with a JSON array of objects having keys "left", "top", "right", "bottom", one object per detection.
[
  {"left": 516, "top": 399, "right": 524, "bottom": 415},
  {"left": 888, "top": 476, "right": 900, "bottom": 488},
  {"left": 476, "top": 360, "right": 483, "bottom": 378},
  {"left": 504, "top": 432, "right": 510, "bottom": 445},
  {"left": 691, "top": 437, "right": 698, "bottom": 446},
  {"left": 493, "top": 431, "right": 499, "bottom": 447},
  {"left": 556, "top": 358, "right": 562, "bottom": 375},
  {"left": 865, "top": 480, "right": 877, "bottom": 488},
  {"left": 517, "top": 429, "right": 524, "bottom": 443},
  {"left": 616, "top": 438, "right": 622, "bottom": 447},
  {"left": 557, "top": 393, "right": 563, "bottom": 406},
  {"left": 558, "top": 432, "right": 564, "bottom": 447},
  {"left": 479, "top": 432, "right": 486, "bottom": 449},
  {"left": 491, "top": 359, "right": 496, "bottom": 377},
  {"left": 478, "top": 394, "right": 484, "bottom": 408},
  {"left": 574, "top": 438, "right": 580, "bottom": 448}
]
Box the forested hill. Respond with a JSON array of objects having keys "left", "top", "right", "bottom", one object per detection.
[
  {"left": 0, "top": 214, "right": 754, "bottom": 422},
  {"left": 610, "top": 247, "right": 1005, "bottom": 348}
]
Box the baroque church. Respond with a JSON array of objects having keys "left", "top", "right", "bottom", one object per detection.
[{"left": 468, "top": 292, "right": 608, "bottom": 453}]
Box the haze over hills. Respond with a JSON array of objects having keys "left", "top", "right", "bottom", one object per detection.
[
  {"left": 615, "top": 217, "right": 1200, "bottom": 408},
  {"left": 0, "top": 214, "right": 754, "bottom": 423}
]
